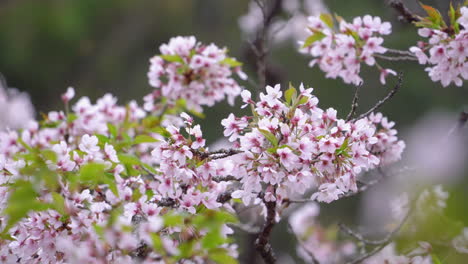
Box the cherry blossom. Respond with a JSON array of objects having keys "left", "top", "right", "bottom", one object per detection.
[
  {"left": 409, "top": 6, "right": 468, "bottom": 87},
  {"left": 300, "top": 14, "right": 395, "bottom": 85},
  {"left": 146, "top": 36, "right": 246, "bottom": 113},
  {"left": 0, "top": 77, "right": 35, "bottom": 130},
  {"left": 223, "top": 84, "right": 404, "bottom": 205},
  {"left": 289, "top": 203, "right": 355, "bottom": 263}
]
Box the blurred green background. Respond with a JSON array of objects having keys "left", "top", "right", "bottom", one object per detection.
[{"left": 0, "top": 0, "right": 467, "bottom": 262}]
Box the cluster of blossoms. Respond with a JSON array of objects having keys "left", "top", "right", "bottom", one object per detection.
[
  {"left": 300, "top": 14, "right": 395, "bottom": 85},
  {"left": 289, "top": 203, "right": 355, "bottom": 263},
  {"left": 409, "top": 6, "right": 468, "bottom": 87},
  {"left": 363, "top": 242, "right": 433, "bottom": 264},
  {"left": 0, "top": 87, "right": 238, "bottom": 263},
  {"left": 146, "top": 36, "right": 247, "bottom": 113},
  {"left": 0, "top": 77, "right": 34, "bottom": 130},
  {"left": 223, "top": 84, "right": 404, "bottom": 205},
  {"left": 3, "top": 0, "right": 467, "bottom": 258}
]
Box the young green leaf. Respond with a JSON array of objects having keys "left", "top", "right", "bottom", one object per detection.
[
  {"left": 284, "top": 83, "right": 297, "bottom": 104},
  {"left": 133, "top": 135, "right": 159, "bottom": 145},
  {"left": 320, "top": 13, "right": 334, "bottom": 28},
  {"left": 220, "top": 57, "right": 243, "bottom": 67},
  {"left": 258, "top": 128, "right": 278, "bottom": 147},
  {"left": 302, "top": 32, "right": 326, "bottom": 48},
  {"left": 160, "top": 54, "right": 184, "bottom": 64}
]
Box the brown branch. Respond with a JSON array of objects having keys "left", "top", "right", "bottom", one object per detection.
[
  {"left": 374, "top": 54, "right": 418, "bottom": 61},
  {"left": 447, "top": 110, "right": 468, "bottom": 137},
  {"left": 216, "top": 189, "right": 234, "bottom": 204},
  {"left": 388, "top": 0, "right": 420, "bottom": 23},
  {"left": 156, "top": 197, "right": 178, "bottom": 207},
  {"left": 252, "top": 0, "right": 283, "bottom": 98},
  {"left": 255, "top": 195, "right": 277, "bottom": 264},
  {"left": 156, "top": 190, "right": 234, "bottom": 207},
  {"left": 457, "top": 111, "right": 468, "bottom": 129},
  {"left": 353, "top": 72, "right": 403, "bottom": 121},
  {"left": 192, "top": 148, "right": 242, "bottom": 160},
  {"left": 346, "top": 83, "right": 362, "bottom": 121},
  {"left": 212, "top": 175, "right": 239, "bottom": 182},
  {"left": 386, "top": 48, "right": 416, "bottom": 56}
]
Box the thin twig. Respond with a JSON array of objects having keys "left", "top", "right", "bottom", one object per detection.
[
  {"left": 388, "top": 0, "right": 420, "bottom": 23},
  {"left": 287, "top": 167, "right": 403, "bottom": 204},
  {"left": 354, "top": 72, "right": 403, "bottom": 121},
  {"left": 230, "top": 222, "right": 262, "bottom": 234},
  {"left": 447, "top": 110, "right": 468, "bottom": 137},
  {"left": 288, "top": 223, "right": 320, "bottom": 264},
  {"left": 386, "top": 48, "right": 415, "bottom": 56},
  {"left": 345, "top": 210, "right": 411, "bottom": 264},
  {"left": 346, "top": 83, "right": 362, "bottom": 121},
  {"left": 374, "top": 54, "right": 418, "bottom": 61}
]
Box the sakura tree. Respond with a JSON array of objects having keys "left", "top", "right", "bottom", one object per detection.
[{"left": 0, "top": 1, "right": 467, "bottom": 264}]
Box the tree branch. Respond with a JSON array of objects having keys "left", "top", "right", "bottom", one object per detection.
[
  {"left": 344, "top": 210, "right": 411, "bottom": 264},
  {"left": 346, "top": 83, "right": 362, "bottom": 121},
  {"left": 193, "top": 148, "right": 242, "bottom": 160},
  {"left": 354, "top": 72, "right": 403, "bottom": 121},
  {"left": 255, "top": 196, "right": 277, "bottom": 264},
  {"left": 374, "top": 54, "right": 418, "bottom": 61},
  {"left": 288, "top": 223, "right": 320, "bottom": 264},
  {"left": 388, "top": 0, "right": 420, "bottom": 23},
  {"left": 252, "top": 0, "right": 283, "bottom": 98}
]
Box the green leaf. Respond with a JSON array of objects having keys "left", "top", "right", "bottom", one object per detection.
[
  {"left": 267, "top": 147, "right": 277, "bottom": 154},
  {"left": 220, "top": 57, "right": 243, "bottom": 67},
  {"left": 150, "top": 233, "right": 164, "bottom": 252},
  {"left": 320, "top": 13, "right": 334, "bottom": 28},
  {"left": 335, "top": 138, "right": 349, "bottom": 155},
  {"left": 134, "top": 135, "right": 159, "bottom": 145},
  {"left": 302, "top": 32, "right": 326, "bottom": 48},
  {"left": 103, "top": 175, "right": 119, "bottom": 196},
  {"left": 118, "top": 154, "right": 141, "bottom": 166},
  {"left": 51, "top": 192, "right": 67, "bottom": 215},
  {"left": 420, "top": 3, "right": 445, "bottom": 26},
  {"left": 297, "top": 95, "right": 309, "bottom": 105},
  {"left": 284, "top": 83, "right": 297, "bottom": 104},
  {"left": 449, "top": 3, "right": 456, "bottom": 25},
  {"left": 107, "top": 123, "right": 118, "bottom": 138},
  {"left": 431, "top": 254, "right": 443, "bottom": 264},
  {"left": 78, "top": 163, "right": 106, "bottom": 184},
  {"left": 178, "top": 240, "right": 195, "bottom": 259},
  {"left": 202, "top": 227, "right": 225, "bottom": 249},
  {"left": 2, "top": 180, "right": 50, "bottom": 233},
  {"left": 95, "top": 134, "right": 110, "bottom": 144},
  {"left": 160, "top": 54, "right": 184, "bottom": 64},
  {"left": 152, "top": 127, "right": 171, "bottom": 138},
  {"left": 164, "top": 213, "right": 184, "bottom": 227},
  {"left": 258, "top": 129, "right": 278, "bottom": 147},
  {"left": 214, "top": 211, "right": 238, "bottom": 224},
  {"left": 187, "top": 108, "right": 206, "bottom": 119},
  {"left": 67, "top": 113, "right": 77, "bottom": 123},
  {"left": 142, "top": 162, "right": 158, "bottom": 175},
  {"left": 209, "top": 248, "right": 238, "bottom": 264},
  {"left": 93, "top": 224, "right": 105, "bottom": 238},
  {"left": 41, "top": 149, "right": 57, "bottom": 163}
]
